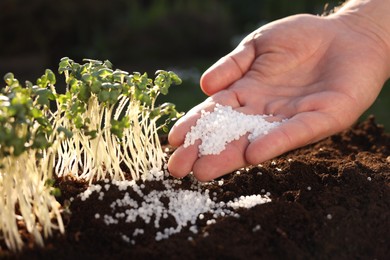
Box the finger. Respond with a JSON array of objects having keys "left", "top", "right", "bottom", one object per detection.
[
  {"left": 167, "top": 140, "right": 200, "bottom": 178},
  {"left": 192, "top": 136, "right": 249, "bottom": 182},
  {"left": 200, "top": 41, "right": 256, "bottom": 96},
  {"left": 245, "top": 112, "right": 342, "bottom": 165},
  {"left": 168, "top": 103, "right": 207, "bottom": 147}
]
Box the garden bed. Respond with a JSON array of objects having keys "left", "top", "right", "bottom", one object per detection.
[{"left": 2, "top": 116, "right": 389, "bottom": 259}]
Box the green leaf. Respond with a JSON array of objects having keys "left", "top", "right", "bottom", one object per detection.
[
  {"left": 138, "top": 92, "right": 151, "bottom": 106},
  {"left": 32, "top": 132, "right": 50, "bottom": 149},
  {"left": 50, "top": 188, "right": 62, "bottom": 197},
  {"left": 101, "top": 82, "right": 114, "bottom": 89},
  {"left": 50, "top": 187, "right": 61, "bottom": 197},
  {"left": 45, "top": 69, "right": 56, "bottom": 85},
  {"left": 58, "top": 57, "right": 72, "bottom": 73},
  {"left": 91, "top": 80, "right": 102, "bottom": 94},
  {"left": 68, "top": 78, "right": 80, "bottom": 93},
  {"left": 162, "top": 125, "right": 169, "bottom": 133},
  {"left": 57, "top": 126, "right": 73, "bottom": 138},
  {"left": 4, "top": 72, "right": 14, "bottom": 85},
  {"left": 109, "top": 90, "right": 120, "bottom": 105},
  {"left": 85, "top": 130, "right": 97, "bottom": 139},
  {"left": 112, "top": 83, "right": 122, "bottom": 90},
  {"left": 74, "top": 115, "right": 84, "bottom": 129},
  {"left": 150, "top": 107, "right": 161, "bottom": 119},
  {"left": 83, "top": 58, "right": 103, "bottom": 66},
  {"left": 98, "top": 90, "right": 110, "bottom": 103},
  {"left": 11, "top": 138, "right": 26, "bottom": 157},
  {"left": 103, "top": 60, "right": 113, "bottom": 69},
  {"left": 4, "top": 72, "right": 20, "bottom": 88},
  {"left": 78, "top": 84, "right": 91, "bottom": 102},
  {"left": 57, "top": 93, "right": 71, "bottom": 107},
  {"left": 113, "top": 70, "right": 129, "bottom": 82},
  {"left": 81, "top": 73, "right": 93, "bottom": 85},
  {"left": 45, "top": 178, "right": 56, "bottom": 188},
  {"left": 30, "top": 108, "right": 43, "bottom": 118},
  {"left": 97, "top": 68, "right": 113, "bottom": 79},
  {"left": 110, "top": 116, "right": 130, "bottom": 138},
  {"left": 35, "top": 88, "right": 55, "bottom": 107},
  {"left": 25, "top": 80, "right": 33, "bottom": 88}
]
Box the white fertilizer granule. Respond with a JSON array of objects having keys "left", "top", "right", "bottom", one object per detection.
[{"left": 184, "top": 104, "right": 283, "bottom": 156}]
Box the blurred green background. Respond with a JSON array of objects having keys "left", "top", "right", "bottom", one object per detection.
[{"left": 0, "top": 0, "right": 389, "bottom": 130}]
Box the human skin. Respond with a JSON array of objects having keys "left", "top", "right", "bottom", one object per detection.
[{"left": 168, "top": 0, "right": 390, "bottom": 181}]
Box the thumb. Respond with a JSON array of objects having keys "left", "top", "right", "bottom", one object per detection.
[{"left": 200, "top": 40, "right": 256, "bottom": 96}]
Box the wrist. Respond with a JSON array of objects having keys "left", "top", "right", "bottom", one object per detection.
[{"left": 332, "top": 0, "right": 390, "bottom": 78}]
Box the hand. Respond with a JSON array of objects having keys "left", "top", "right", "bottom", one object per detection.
[{"left": 168, "top": 13, "right": 390, "bottom": 181}]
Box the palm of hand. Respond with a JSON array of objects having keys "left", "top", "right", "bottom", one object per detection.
[{"left": 168, "top": 14, "right": 388, "bottom": 181}]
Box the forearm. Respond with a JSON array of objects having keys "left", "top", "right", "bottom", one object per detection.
[{"left": 333, "top": 0, "right": 390, "bottom": 78}]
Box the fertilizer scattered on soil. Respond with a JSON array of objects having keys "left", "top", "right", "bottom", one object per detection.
[
  {"left": 77, "top": 169, "right": 271, "bottom": 243},
  {"left": 184, "top": 104, "right": 283, "bottom": 156}
]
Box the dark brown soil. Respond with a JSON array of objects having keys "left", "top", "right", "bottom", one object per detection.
[{"left": 1, "top": 116, "right": 389, "bottom": 260}]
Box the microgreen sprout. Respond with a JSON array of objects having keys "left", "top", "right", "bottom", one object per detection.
[
  {"left": 0, "top": 72, "right": 64, "bottom": 252},
  {"left": 53, "top": 58, "right": 182, "bottom": 182}
]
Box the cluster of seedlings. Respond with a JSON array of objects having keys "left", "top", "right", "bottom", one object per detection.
[{"left": 0, "top": 58, "right": 182, "bottom": 252}]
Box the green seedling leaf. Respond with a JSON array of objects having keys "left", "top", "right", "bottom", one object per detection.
[
  {"left": 109, "top": 90, "right": 121, "bottom": 105},
  {"left": 129, "top": 72, "right": 151, "bottom": 90},
  {"left": 81, "top": 73, "right": 93, "bottom": 85},
  {"left": 154, "top": 70, "right": 182, "bottom": 95},
  {"left": 85, "top": 130, "right": 97, "bottom": 139},
  {"left": 34, "top": 88, "right": 56, "bottom": 107},
  {"left": 83, "top": 58, "right": 103, "bottom": 66},
  {"left": 71, "top": 63, "right": 81, "bottom": 75},
  {"left": 44, "top": 178, "right": 56, "bottom": 187},
  {"left": 74, "top": 115, "right": 84, "bottom": 129},
  {"left": 101, "top": 82, "right": 114, "bottom": 89},
  {"left": 91, "top": 80, "right": 102, "bottom": 94},
  {"left": 97, "top": 68, "right": 113, "bottom": 79},
  {"left": 25, "top": 81, "right": 33, "bottom": 88},
  {"left": 70, "top": 100, "right": 86, "bottom": 117},
  {"left": 113, "top": 70, "right": 129, "bottom": 83},
  {"left": 169, "top": 71, "right": 182, "bottom": 85},
  {"left": 10, "top": 138, "right": 26, "bottom": 157},
  {"left": 45, "top": 179, "right": 61, "bottom": 197},
  {"left": 69, "top": 78, "right": 80, "bottom": 93},
  {"left": 59, "top": 58, "right": 72, "bottom": 73},
  {"left": 50, "top": 188, "right": 62, "bottom": 197},
  {"left": 37, "top": 70, "right": 56, "bottom": 88},
  {"left": 30, "top": 107, "right": 43, "bottom": 119},
  {"left": 57, "top": 126, "right": 73, "bottom": 138},
  {"left": 57, "top": 92, "right": 71, "bottom": 110},
  {"left": 78, "top": 84, "right": 91, "bottom": 102},
  {"left": 110, "top": 116, "right": 130, "bottom": 138},
  {"left": 98, "top": 90, "right": 110, "bottom": 103},
  {"left": 162, "top": 125, "right": 169, "bottom": 133},
  {"left": 103, "top": 60, "right": 113, "bottom": 69},
  {"left": 138, "top": 92, "right": 152, "bottom": 106},
  {"left": 45, "top": 69, "right": 56, "bottom": 85},
  {"left": 112, "top": 83, "right": 122, "bottom": 90},
  {"left": 4, "top": 72, "right": 20, "bottom": 88},
  {"left": 4, "top": 72, "right": 14, "bottom": 86},
  {"left": 150, "top": 107, "right": 161, "bottom": 119},
  {"left": 32, "top": 132, "right": 50, "bottom": 149}
]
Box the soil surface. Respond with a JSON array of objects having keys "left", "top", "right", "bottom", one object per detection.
[{"left": 1, "top": 116, "right": 389, "bottom": 260}]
